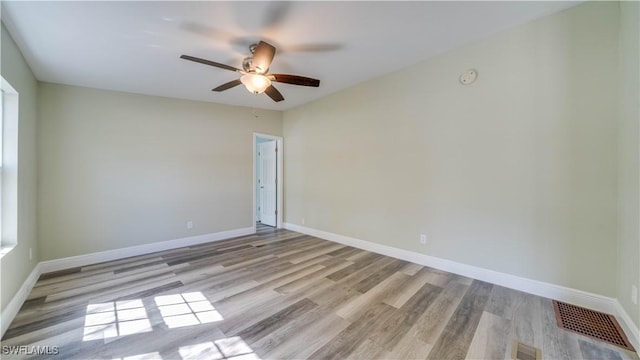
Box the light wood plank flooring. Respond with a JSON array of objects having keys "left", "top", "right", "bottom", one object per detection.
[{"left": 2, "top": 224, "right": 637, "bottom": 360}]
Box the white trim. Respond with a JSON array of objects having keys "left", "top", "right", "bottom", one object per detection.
[
  {"left": 3, "top": 223, "right": 638, "bottom": 350},
  {"left": 1, "top": 263, "right": 40, "bottom": 337},
  {"left": 283, "top": 222, "right": 640, "bottom": 350},
  {"left": 39, "top": 227, "right": 254, "bottom": 274},
  {"left": 1, "top": 77, "right": 20, "bottom": 252},
  {"left": 1, "top": 77, "right": 18, "bottom": 94},
  {"left": 253, "top": 133, "right": 283, "bottom": 230},
  {"left": 614, "top": 300, "right": 640, "bottom": 351},
  {"left": 0, "top": 244, "right": 17, "bottom": 259},
  {"left": 0, "top": 226, "right": 254, "bottom": 338}
]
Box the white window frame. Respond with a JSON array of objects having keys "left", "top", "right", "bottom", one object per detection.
[{"left": 0, "top": 77, "right": 19, "bottom": 257}]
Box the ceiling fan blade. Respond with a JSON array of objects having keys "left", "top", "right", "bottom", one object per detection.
[
  {"left": 271, "top": 74, "right": 320, "bottom": 87},
  {"left": 212, "top": 79, "right": 242, "bottom": 92},
  {"left": 264, "top": 85, "right": 284, "bottom": 102},
  {"left": 252, "top": 41, "right": 276, "bottom": 74},
  {"left": 284, "top": 43, "right": 343, "bottom": 53},
  {"left": 180, "top": 55, "right": 241, "bottom": 73},
  {"left": 262, "top": 2, "right": 292, "bottom": 29}
]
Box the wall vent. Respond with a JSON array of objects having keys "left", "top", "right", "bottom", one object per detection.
[{"left": 511, "top": 340, "right": 541, "bottom": 360}]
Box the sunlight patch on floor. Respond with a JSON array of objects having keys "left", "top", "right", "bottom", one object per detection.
[
  {"left": 179, "top": 337, "right": 260, "bottom": 360},
  {"left": 113, "top": 351, "right": 162, "bottom": 360},
  {"left": 83, "top": 299, "right": 152, "bottom": 341},
  {"left": 155, "top": 292, "right": 223, "bottom": 329}
]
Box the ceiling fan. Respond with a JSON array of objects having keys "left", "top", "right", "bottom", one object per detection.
[{"left": 180, "top": 41, "right": 320, "bottom": 102}]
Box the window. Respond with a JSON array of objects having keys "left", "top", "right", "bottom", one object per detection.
[
  {"left": 0, "top": 88, "right": 3, "bottom": 234},
  {"left": 0, "top": 77, "right": 18, "bottom": 257},
  {"left": 1, "top": 86, "right": 4, "bottom": 251}
]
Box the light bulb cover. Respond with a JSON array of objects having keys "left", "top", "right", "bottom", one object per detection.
[{"left": 241, "top": 74, "right": 271, "bottom": 94}]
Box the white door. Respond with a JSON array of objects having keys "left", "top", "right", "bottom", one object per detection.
[{"left": 257, "top": 141, "right": 277, "bottom": 227}]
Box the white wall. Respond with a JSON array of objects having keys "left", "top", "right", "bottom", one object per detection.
[
  {"left": 37, "top": 83, "right": 282, "bottom": 260},
  {"left": 617, "top": 1, "right": 640, "bottom": 328},
  {"left": 283, "top": 2, "right": 620, "bottom": 298},
  {"left": 0, "top": 23, "right": 39, "bottom": 311}
]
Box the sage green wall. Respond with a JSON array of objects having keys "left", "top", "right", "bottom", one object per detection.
[
  {"left": 0, "top": 23, "right": 39, "bottom": 311},
  {"left": 38, "top": 83, "right": 281, "bottom": 260},
  {"left": 617, "top": 1, "right": 640, "bottom": 328},
  {"left": 283, "top": 2, "right": 620, "bottom": 297}
]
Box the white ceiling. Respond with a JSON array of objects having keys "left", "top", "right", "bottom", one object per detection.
[{"left": 1, "top": 1, "right": 579, "bottom": 111}]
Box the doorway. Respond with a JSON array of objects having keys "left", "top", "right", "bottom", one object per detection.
[{"left": 253, "top": 133, "right": 283, "bottom": 229}]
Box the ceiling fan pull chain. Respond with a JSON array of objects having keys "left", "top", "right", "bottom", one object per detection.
[{"left": 252, "top": 94, "right": 260, "bottom": 118}]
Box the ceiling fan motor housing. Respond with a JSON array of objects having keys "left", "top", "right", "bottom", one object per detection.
[{"left": 242, "top": 57, "right": 253, "bottom": 72}]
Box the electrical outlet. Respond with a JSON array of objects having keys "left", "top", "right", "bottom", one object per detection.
[
  {"left": 420, "top": 234, "right": 427, "bottom": 245},
  {"left": 29, "top": 248, "right": 32, "bottom": 261},
  {"left": 302, "top": 218, "right": 305, "bottom": 225},
  {"left": 632, "top": 285, "right": 638, "bottom": 305},
  {"left": 187, "top": 220, "right": 193, "bottom": 230}
]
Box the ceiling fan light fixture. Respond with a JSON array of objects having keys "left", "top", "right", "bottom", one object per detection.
[
  {"left": 241, "top": 74, "right": 271, "bottom": 94},
  {"left": 181, "top": 41, "right": 320, "bottom": 102}
]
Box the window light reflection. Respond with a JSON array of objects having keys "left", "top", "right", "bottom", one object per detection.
[
  {"left": 113, "top": 352, "right": 162, "bottom": 360},
  {"left": 154, "top": 292, "right": 223, "bottom": 329},
  {"left": 179, "top": 337, "right": 260, "bottom": 360},
  {"left": 83, "top": 299, "right": 152, "bottom": 341}
]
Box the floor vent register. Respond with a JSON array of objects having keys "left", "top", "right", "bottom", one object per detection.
[{"left": 553, "top": 300, "right": 635, "bottom": 352}]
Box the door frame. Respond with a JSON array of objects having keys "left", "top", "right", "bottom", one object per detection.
[{"left": 253, "top": 133, "right": 283, "bottom": 231}]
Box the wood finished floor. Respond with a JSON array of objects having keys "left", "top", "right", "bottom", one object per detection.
[{"left": 2, "top": 224, "right": 637, "bottom": 360}]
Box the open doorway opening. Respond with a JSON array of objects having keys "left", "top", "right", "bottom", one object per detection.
[{"left": 253, "top": 133, "right": 283, "bottom": 230}]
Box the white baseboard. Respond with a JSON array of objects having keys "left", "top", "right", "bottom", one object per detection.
[
  {"left": 283, "top": 222, "right": 640, "bottom": 350},
  {"left": 1, "top": 263, "right": 41, "bottom": 337},
  {"left": 1, "top": 226, "right": 254, "bottom": 338},
  {"left": 614, "top": 300, "right": 640, "bottom": 351},
  {"left": 39, "top": 227, "right": 254, "bottom": 274}
]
